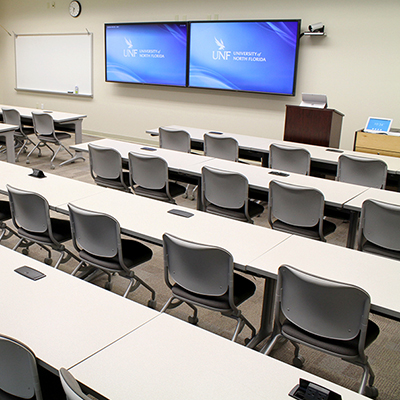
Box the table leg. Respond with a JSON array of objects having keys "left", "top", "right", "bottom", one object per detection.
[
  {"left": 346, "top": 210, "right": 359, "bottom": 248},
  {"left": 246, "top": 276, "right": 276, "bottom": 349},
  {"left": 60, "top": 119, "right": 85, "bottom": 166},
  {"left": 5, "top": 131, "right": 16, "bottom": 163}
]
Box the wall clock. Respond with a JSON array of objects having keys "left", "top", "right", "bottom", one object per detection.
[{"left": 69, "top": 1, "right": 82, "bottom": 18}]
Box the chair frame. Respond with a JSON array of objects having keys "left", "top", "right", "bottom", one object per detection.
[
  {"left": 68, "top": 203, "right": 156, "bottom": 307},
  {"left": 337, "top": 154, "right": 387, "bottom": 189},
  {"left": 88, "top": 143, "right": 130, "bottom": 192},
  {"left": 7, "top": 184, "right": 80, "bottom": 268},
  {"left": 59, "top": 368, "right": 91, "bottom": 400},
  {"left": 262, "top": 265, "right": 378, "bottom": 398},
  {"left": 160, "top": 233, "right": 256, "bottom": 342},
  {"left": 30, "top": 112, "right": 74, "bottom": 169},
  {"left": 269, "top": 143, "right": 311, "bottom": 175},
  {"left": 204, "top": 133, "right": 239, "bottom": 162},
  {"left": 0, "top": 334, "right": 43, "bottom": 400}
]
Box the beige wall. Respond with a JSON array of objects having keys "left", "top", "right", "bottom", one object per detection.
[{"left": 0, "top": 0, "right": 399, "bottom": 148}]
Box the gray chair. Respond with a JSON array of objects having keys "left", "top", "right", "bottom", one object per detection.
[
  {"left": 262, "top": 265, "right": 379, "bottom": 398},
  {"left": 2, "top": 107, "right": 38, "bottom": 162},
  {"left": 7, "top": 184, "right": 80, "bottom": 268},
  {"left": 59, "top": 368, "right": 91, "bottom": 400},
  {"left": 68, "top": 203, "right": 156, "bottom": 307},
  {"left": 159, "top": 127, "right": 196, "bottom": 199},
  {"left": 88, "top": 143, "right": 130, "bottom": 192},
  {"left": 357, "top": 199, "right": 400, "bottom": 261},
  {"left": 159, "top": 127, "right": 191, "bottom": 153},
  {"left": 30, "top": 112, "right": 75, "bottom": 169},
  {"left": 0, "top": 200, "right": 17, "bottom": 243},
  {"left": 160, "top": 233, "right": 256, "bottom": 342},
  {"left": 0, "top": 334, "right": 43, "bottom": 400},
  {"left": 268, "top": 180, "right": 336, "bottom": 241},
  {"left": 337, "top": 154, "right": 387, "bottom": 189},
  {"left": 204, "top": 133, "right": 239, "bottom": 162},
  {"left": 128, "top": 151, "right": 186, "bottom": 203},
  {"left": 269, "top": 143, "right": 311, "bottom": 175},
  {"left": 201, "top": 165, "right": 264, "bottom": 223}
]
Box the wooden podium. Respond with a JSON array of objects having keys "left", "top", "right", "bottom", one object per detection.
[{"left": 284, "top": 105, "right": 344, "bottom": 148}]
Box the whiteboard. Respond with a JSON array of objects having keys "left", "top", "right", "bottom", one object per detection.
[{"left": 15, "top": 32, "right": 93, "bottom": 97}]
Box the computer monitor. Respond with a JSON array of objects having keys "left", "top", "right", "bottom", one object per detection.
[{"left": 364, "top": 117, "right": 393, "bottom": 134}]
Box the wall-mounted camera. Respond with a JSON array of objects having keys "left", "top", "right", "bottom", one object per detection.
[{"left": 308, "top": 22, "right": 325, "bottom": 33}]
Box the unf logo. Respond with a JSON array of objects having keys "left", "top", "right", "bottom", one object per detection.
[
  {"left": 213, "top": 37, "right": 231, "bottom": 60},
  {"left": 124, "top": 38, "right": 137, "bottom": 57}
]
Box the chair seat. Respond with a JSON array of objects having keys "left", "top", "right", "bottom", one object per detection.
[
  {"left": 79, "top": 238, "right": 152, "bottom": 272},
  {"left": 172, "top": 273, "right": 256, "bottom": 311},
  {"left": 205, "top": 200, "right": 264, "bottom": 222},
  {"left": 281, "top": 319, "right": 380, "bottom": 357},
  {"left": 272, "top": 219, "right": 336, "bottom": 240},
  {"left": 134, "top": 182, "right": 186, "bottom": 202},
  {"left": 0, "top": 201, "right": 12, "bottom": 221},
  {"left": 361, "top": 240, "right": 400, "bottom": 261},
  {"left": 38, "top": 131, "right": 71, "bottom": 142},
  {"left": 18, "top": 218, "right": 72, "bottom": 245},
  {"left": 94, "top": 171, "right": 130, "bottom": 191}
]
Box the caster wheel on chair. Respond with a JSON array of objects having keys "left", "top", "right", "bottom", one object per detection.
[
  {"left": 50, "top": 165, "right": 55, "bottom": 170},
  {"left": 363, "top": 386, "right": 379, "bottom": 399},
  {"left": 188, "top": 316, "right": 198, "bottom": 325},
  {"left": 44, "top": 258, "right": 52, "bottom": 266},
  {"left": 147, "top": 299, "right": 157, "bottom": 309},
  {"left": 26, "top": 160, "right": 30, "bottom": 164},
  {"left": 292, "top": 355, "right": 305, "bottom": 368},
  {"left": 22, "top": 249, "right": 29, "bottom": 256},
  {"left": 105, "top": 281, "right": 112, "bottom": 291}
]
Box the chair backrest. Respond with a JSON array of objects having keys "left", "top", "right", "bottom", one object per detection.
[
  {"left": 59, "top": 368, "right": 91, "bottom": 400},
  {"left": 2, "top": 108, "right": 22, "bottom": 129},
  {"left": 7, "top": 184, "right": 51, "bottom": 234},
  {"left": 88, "top": 143, "right": 123, "bottom": 180},
  {"left": 203, "top": 133, "right": 239, "bottom": 162},
  {"left": 68, "top": 203, "right": 121, "bottom": 259},
  {"left": 277, "top": 265, "right": 371, "bottom": 342},
  {"left": 268, "top": 180, "right": 324, "bottom": 228},
  {"left": 163, "top": 233, "right": 233, "bottom": 297},
  {"left": 358, "top": 199, "right": 400, "bottom": 252},
  {"left": 269, "top": 143, "right": 311, "bottom": 175},
  {"left": 202, "top": 166, "right": 248, "bottom": 209},
  {"left": 337, "top": 154, "right": 387, "bottom": 189},
  {"left": 159, "top": 127, "right": 191, "bottom": 153},
  {"left": 32, "top": 112, "right": 54, "bottom": 136},
  {"left": 128, "top": 151, "right": 168, "bottom": 190},
  {"left": 0, "top": 335, "right": 43, "bottom": 400}
]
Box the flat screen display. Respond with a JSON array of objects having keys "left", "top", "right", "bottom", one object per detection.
[
  {"left": 105, "top": 22, "right": 188, "bottom": 87},
  {"left": 188, "top": 20, "right": 301, "bottom": 95}
]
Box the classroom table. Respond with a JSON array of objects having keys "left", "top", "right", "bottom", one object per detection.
[
  {"left": 0, "top": 123, "right": 18, "bottom": 163},
  {"left": 0, "top": 161, "right": 107, "bottom": 209},
  {"left": 343, "top": 186, "right": 400, "bottom": 248},
  {"left": 55, "top": 188, "right": 290, "bottom": 270},
  {"left": 147, "top": 125, "right": 400, "bottom": 177},
  {"left": 0, "top": 104, "right": 87, "bottom": 165},
  {"left": 0, "top": 245, "right": 159, "bottom": 374},
  {"left": 246, "top": 234, "right": 400, "bottom": 347},
  {"left": 69, "top": 312, "right": 367, "bottom": 400}
]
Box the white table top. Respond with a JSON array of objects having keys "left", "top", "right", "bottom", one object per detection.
[
  {"left": 0, "top": 161, "right": 107, "bottom": 208},
  {"left": 71, "top": 138, "right": 213, "bottom": 173},
  {"left": 0, "top": 123, "right": 18, "bottom": 132},
  {"left": 0, "top": 245, "right": 159, "bottom": 372},
  {"left": 56, "top": 189, "right": 290, "bottom": 269},
  {"left": 70, "top": 312, "right": 365, "bottom": 400},
  {"left": 343, "top": 186, "right": 400, "bottom": 211},
  {"left": 247, "top": 235, "right": 400, "bottom": 320},
  {"left": 205, "top": 158, "right": 369, "bottom": 208},
  {"left": 147, "top": 125, "right": 400, "bottom": 174},
  {"left": 0, "top": 104, "right": 87, "bottom": 122}
]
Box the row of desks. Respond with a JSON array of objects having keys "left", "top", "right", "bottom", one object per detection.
[
  {"left": 0, "top": 160, "right": 399, "bottom": 399},
  {"left": 0, "top": 245, "right": 366, "bottom": 400},
  {"left": 71, "top": 138, "right": 400, "bottom": 249}
]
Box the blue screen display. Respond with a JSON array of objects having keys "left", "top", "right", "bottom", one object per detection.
[
  {"left": 105, "top": 23, "right": 188, "bottom": 86},
  {"left": 188, "top": 20, "right": 300, "bottom": 95},
  {"left": 365, "top": 118, "right": 392, "bottom": 133}
]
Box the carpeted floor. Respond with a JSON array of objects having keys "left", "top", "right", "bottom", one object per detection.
[{"left": 1, "top": 134, "right": 399, "bottom": 399}]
